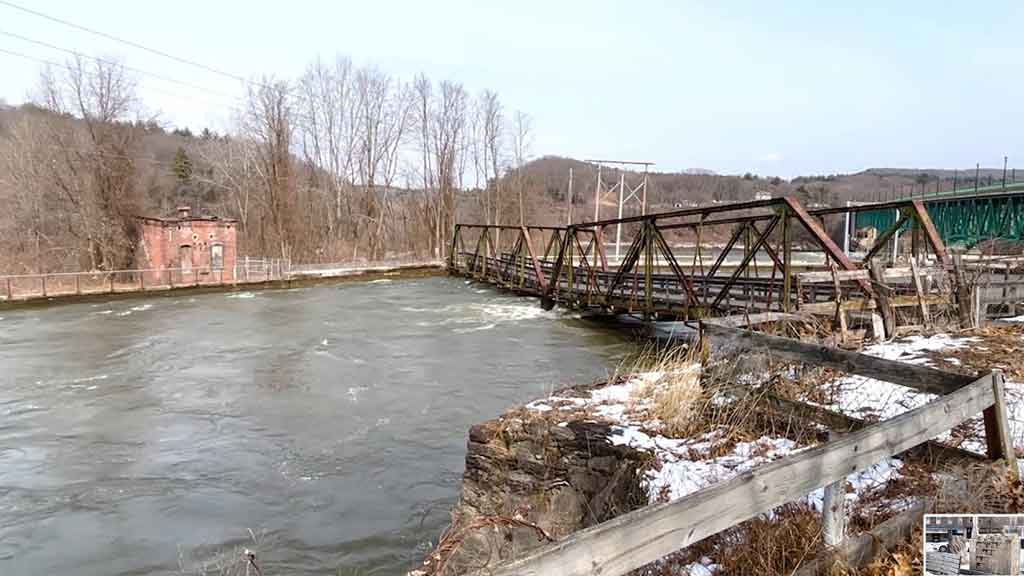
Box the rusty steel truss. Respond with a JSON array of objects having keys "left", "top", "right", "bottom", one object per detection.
[{"left": 448, "top": 196, "right": 955, "bottom": 320}]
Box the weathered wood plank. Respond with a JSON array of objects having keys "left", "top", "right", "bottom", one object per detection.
[
  {"left": 797, "top": 269, "right": 870, "bottom": 283},
  {"left": 821, "top": 431, "right": 846, "bottom": 547},
  {"left": 923, "top": 551, "right": 961, "bottom": 575},
  {"left": 911, "top": 260, "right": 930, "bottom": 328},
  {"left": 869, "top": 261, "right": 895, "bottom": 339},
  {"left": 701, "top": 323, "right": 974, "bottom": 395},
  {"left": 763, "top": 394, "right": 988, "bottom": 464},
  {"left": 702, "top": 312, "right": 810, "bottom": 328},
  {"left": 796, "top": 267, "right": 943, "bottom": 284},
  {"left": 985, "top": 371, "right": 1019, "bottom": 476},
  {"left": 492, "top": 374, "right": 996, "bottom": 576},
  {"left": 798, "top": 294, "right": 949, "bottom": 315}
]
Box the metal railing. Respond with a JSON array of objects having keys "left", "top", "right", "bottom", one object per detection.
[
  {"left": 0, "top": 258, "right": 289, "bottom": 302},
  {"left": 288, "top": 257, "right": 441, "bottom": 277}
]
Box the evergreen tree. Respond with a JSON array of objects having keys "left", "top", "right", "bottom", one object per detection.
[{"left": 173, "top": 147, "right": 193, "bottom": 185}]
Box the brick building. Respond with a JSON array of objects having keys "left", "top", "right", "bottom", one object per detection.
[{"left": 135, "top": 206, "right": 237, "bottom": 284}]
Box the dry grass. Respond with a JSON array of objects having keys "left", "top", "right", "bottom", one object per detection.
[
  {"left": 628, "top": 345, "right": 703, "bottom": 437},
  {"left": 617, "top": 338, "right": 828, "bottom": 456},
  {"left": 714, "top": 504, "right": 824, "bottom": 575}
]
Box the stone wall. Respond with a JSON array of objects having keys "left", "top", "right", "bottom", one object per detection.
[{"left": 416, "top": 405, "right": 650, "bottom": 575}]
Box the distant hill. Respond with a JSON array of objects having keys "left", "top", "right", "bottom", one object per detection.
[{"left": 494, "top": 156, "right": 1022, "bottom": 228}]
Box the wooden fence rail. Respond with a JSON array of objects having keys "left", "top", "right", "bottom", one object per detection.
[{"left": 489, "top": 326, "right": 1015, "bottom": 576}]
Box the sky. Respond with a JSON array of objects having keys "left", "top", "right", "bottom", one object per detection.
[{"left": 0, "top": 0, "right": 1022, "bottom": 178}]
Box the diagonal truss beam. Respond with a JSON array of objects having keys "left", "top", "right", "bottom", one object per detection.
[
  {"left": 650, "top": 223, "right": 700, "bottom": 308},
  {"left": 784, "top": 197, "right": 873, "bottom": 296},
  {"left": 910, "top": 199, "right": 951, "bottom": 267},
  {"left": 711, "top": 215, "right": 781, "bottom": 310}
]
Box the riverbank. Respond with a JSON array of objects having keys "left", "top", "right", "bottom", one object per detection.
[
  {"left": 0, "top": 261, "right": 443, "bottom": 310},
  {"left": 416, "top": 326, "right": 1024, "bottom": 575}
]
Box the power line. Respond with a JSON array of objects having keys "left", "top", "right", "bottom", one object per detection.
[
  {"left": 0, "top": 0, "right": 259, "bottom": 89},
  {"left": 0, "top": 28, "right": 241, "bottom": 102},
  {"left": 0, "top": 45, "right": 238, "bottom": 110}
]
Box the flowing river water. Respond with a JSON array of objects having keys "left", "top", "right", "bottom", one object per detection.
[{"left": 0, "top": 276, "right": 632, "bottom": 575}]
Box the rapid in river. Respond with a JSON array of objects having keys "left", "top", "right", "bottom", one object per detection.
[{"left": 0, "top": 275, "right": 631, "bottom": 575}]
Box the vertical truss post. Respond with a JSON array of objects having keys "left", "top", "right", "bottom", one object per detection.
[
  {"left": 615, "top": 172, "right": 626, "bottom": 260},
  {"left": 595, "top": 226, "right": 609, "bottom": 272},
  {"left": 567, "top": 228, "right": 575, "bottom": 302},
  {"left": 521, "top": 227, "right": 548, "bottom": 291},
  {"left": 644, "top": 220, "right": 655, "bottom": 319},
  {"left": 744, "top": 224, "right": 753, "bottom": 304},
  {"left": 782, "top": 208, "right": 792, "bottom": 312},
  {"left": 911, "top": 216, "right": 921, "bottom": 265},
  {"left": 448, "top": 224, "right": 461, "bottom": 270}
]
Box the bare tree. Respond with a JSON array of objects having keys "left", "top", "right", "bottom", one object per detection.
[
  {"left": 0, "top": 55, "right": 529, "bottom": 270},
  {"left": 296, "top": 56, "right": 357, "bottom": 241},
  {"left": 29, "top": 56, "right": 142, "bottom": 270},
  {"left": 511, "top": 110, "right": 533, "bottom": 225},
  {"left": 479, "top": 91, "right": 505, "bottom": 229},
  {"left": 242, "top": 77, "right": 297, "bottom": 259},
  {"left": 354, "top": 66, "right": 412, "bottom": 259},
  {"left": 430, "top": 81, "right": 468, "bottom": 258}
]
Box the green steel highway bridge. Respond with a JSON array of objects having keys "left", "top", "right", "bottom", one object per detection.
[{"left": 855, "top": 182, "right": 1024, "bottom": 248}]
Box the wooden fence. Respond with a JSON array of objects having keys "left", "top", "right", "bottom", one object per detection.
[
  {"left": 489, "top": 324, "right": 1017, "bottom": 576},
  {"left": 794, "top": 263, "right": 955, "bottom": 343}
]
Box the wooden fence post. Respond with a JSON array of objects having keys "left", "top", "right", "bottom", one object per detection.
[
  {"left": 974, "top": 285, "right": 983, "bottom": 328},
  {"left": 953, "top": 254, "right": 974, "bottom": 329},
  {"left": 831, "top": 266, "right": 848, "bottom": 344},
  {"left": 821, "top": 432, "right": 847, "bottom": 547},
  {"left": 109, "top": 272, "right": 115, "bottom": 293},
  {"left": 984, "top": 370, "right": 1019, "bottom": 478},
  {"left": 5, "top": 277, "right": 11, "bottom": 300},
  {"left": 910, "top": 260, "right": 930, "bottom": 329},
  {"left": 75, "top": 273, "right": 81, "bottom": 295},
  {"left": 869, "top": 261, "right": 894, "bottom": 339},
  {"left": 41, "top": 274, "right": 47, "bottom": 297}
]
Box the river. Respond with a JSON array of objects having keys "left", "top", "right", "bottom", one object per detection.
[{"left": 0, "top": 276, "right": 631, "bottom": 575}]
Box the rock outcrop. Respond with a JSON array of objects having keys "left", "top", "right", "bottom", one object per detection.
[{"left": 417, "top": 403, "right": 650, "bottom": 575}]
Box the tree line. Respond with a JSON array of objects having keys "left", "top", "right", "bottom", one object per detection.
[{"left": 0, "top": 54, "right": 533, "bottom": 273}]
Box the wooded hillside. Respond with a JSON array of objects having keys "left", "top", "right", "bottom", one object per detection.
[{"left": 0, "top": 57, "right": 1015, "bottom": 274}]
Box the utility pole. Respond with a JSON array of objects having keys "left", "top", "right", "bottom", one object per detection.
[
  {"left": 975, "top": 163, "right": 980, "bottom": 194},
  {"left": 585, "top": 159, "right": 653, "bottom": 260},
  {"left": 953, "top": 169, "right": 958, "bottom": 192},
  {"left": 566, "top": 167, "right": 574, "bottom": 225},
  {"left": 1003, "top": 156, "right": 1008, "bottom": 190}
]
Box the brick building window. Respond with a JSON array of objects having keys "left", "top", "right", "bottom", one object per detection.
[{"left": 211, "top": 244, "right": 224, "bottom": 270}]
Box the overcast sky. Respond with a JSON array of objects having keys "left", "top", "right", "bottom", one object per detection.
[{"left": 1, "top": 0, "right": 1021, "bottom": 178}]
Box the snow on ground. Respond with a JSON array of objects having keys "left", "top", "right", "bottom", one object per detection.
[
  {"left": 813, "top": 332, "right": 1024, "bottom": 470},
  {"left": 523, "top": 331, "right": 1024, "bottom": 572},
  {"left": 817, "top": 334, "right": 976, "bottom": 420},
  {"left": 525, "top": 367, "right": 905, "bottom": 505}
]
